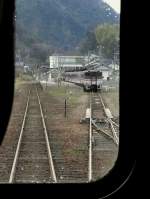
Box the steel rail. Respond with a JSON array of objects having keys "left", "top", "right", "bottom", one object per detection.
[
  {"left": 91, "top": 119, "right": 114, "bottom": 140},
  {"left": 9, "top": 90, "right": 31, "bottom": 183},
  {"left": 98, "top": 94, "right": 119, "bottom": 146},
  {"left": 109, "top": 118, "right": 119, "bottom": 127},
  {"left": 107, "top": 118, "right": 119, "bottom": 146},
  {"left": 36, "top": 87, "right": 57, "bottom": 183}
]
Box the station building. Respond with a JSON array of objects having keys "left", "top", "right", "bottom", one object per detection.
[
  {"left": 49, "top": 55, "right": 88, "bottom": 71},
  {"left": 49, "top": 55, "right": 88, "bottom": 80},
  {"left": 95, "top": 65, "right": 111, "bottom": 80},
  {"left": 48, "top": 55, "right": 113, "bottom": 81}
]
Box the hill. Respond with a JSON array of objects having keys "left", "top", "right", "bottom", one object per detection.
[{"left": 15, "top": 0, "right": 119, "bottom": 63}]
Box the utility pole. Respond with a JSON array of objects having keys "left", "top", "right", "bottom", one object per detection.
[
  {"left": 57, "top": 56, "right": 62, "bottom": 87},
  {"left": 98, "top": 45, "right": 104, "bottom": 66},
  {"left": 45, "top": 72, "right": 48, "bottom": 90},
  {"left": 64, "top": 98, "right": 67, "bottom": 117},
  {"left": 64, "top": 82, "right": 68, "bottom": 118},
  {"left": 87, "top": 50, "right": 91, "bottom": 70},
  {"left": 113, "top": 48, "right": 116, "bottom": 70},
  {"left": 64, "top": 87, "right": 72, "bottom": 118}
]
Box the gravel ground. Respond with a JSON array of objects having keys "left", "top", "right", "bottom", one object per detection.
[
  {"left": 39, "top": 84, "right": 89, "bottom": 182},
  {"left": 0, "top": 79, "right": 119, "bottom": 183},
  {"left": 0, "top": 83, "right": 29, "bottom": 182}
]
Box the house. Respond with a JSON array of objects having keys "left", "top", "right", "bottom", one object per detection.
[
  {"left": 24, "top": 65, "right": 32, "bottom": 73},
  {"left": 108, "top": 63, "right": 120, "bottom": 71},
  {"left": 96, "top": 65, "right": 112, "bottom": 80},
  {"left": 15, "top": 61, "right": 24, "bottom": 67}
]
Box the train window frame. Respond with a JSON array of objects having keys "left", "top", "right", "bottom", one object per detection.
[{"left": 0, "top": 0, "right": 136, "bottom": 198}]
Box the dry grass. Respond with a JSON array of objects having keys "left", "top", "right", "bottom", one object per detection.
[
  {"left": 15, "top": 74, "right": 33, "bottom": 90},
  {"left": 101, "top": 89, "right": 119, "bottom": 117},
  {"left": 47, "top": 85, "right": 84, "bottom": 105}
]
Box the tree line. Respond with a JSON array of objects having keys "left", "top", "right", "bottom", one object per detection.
[
  {"left": 79, "top": 23, "right": 119, "bottom": 60},
  {"left": 16, "top": 23, "right": 119, "bottom": 65}
]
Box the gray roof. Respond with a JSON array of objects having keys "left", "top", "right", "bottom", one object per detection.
[{"left": 95, "top": 66, "right": 110, "bottom": 71}]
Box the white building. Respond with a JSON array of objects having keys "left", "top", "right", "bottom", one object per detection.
[
  {"left": 49, "top": 55, "right": 88, "bottom": 81},
  {"left": 49, "top": 56, "right": 88, "bottom": 71},
  {"left": 97, "top": 66, "right": 112, "bottom": 80},
  {"left": 109, "top": 63, "right": 120, "bottom": 71},
  {"left": 24, "top": 65, "right": 30, "bottom": 73},
  {"left": 15, "top": 61, "right": 24, "bottom": 67}
]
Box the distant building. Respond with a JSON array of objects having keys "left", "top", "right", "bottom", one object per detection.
[
  {"left": 108, "top": 63, "right": 119, "bottom": 71},
  {"left": 49, "top": 56, "right": 88, "bottom": 71},
  {"left": 15, "top": 61, "right": 24, "bottom": 67},
  {"left": 49, "top": 55, "right": 88, "bottom": 80},
  {"left": 24, "top": 65, "right": 30, "bottom": 73},
  {"left": 97, "top": 65, "right": 111, "bottom": 80}
]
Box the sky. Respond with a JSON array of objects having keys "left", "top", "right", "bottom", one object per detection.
[{"left": 103, "top": 0, "right": 121, "bottom": 13}]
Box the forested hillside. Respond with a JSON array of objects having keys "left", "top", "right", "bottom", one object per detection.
[{"left": 15, "top": 0, "right": 119, "bottom": 63}]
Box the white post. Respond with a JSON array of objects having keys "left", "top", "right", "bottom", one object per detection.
[{"left": 48, "top": 71, "right": 52, "bottom": 82}]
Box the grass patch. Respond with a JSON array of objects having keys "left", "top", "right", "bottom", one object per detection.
[
  {"left": 101, "top": 90, "right": 119, "bottom": 117},
  {"left": 65, "top": 148, "right": 86, "bottom": 157},
  {"left": 16, "top": 74, "right": 33, "bottom": 81},
  {"left": 47, "top": 85, "right": 83, "bottom": 105},
  {"left": 15, "top": 74, "right": 34, "bottom": 90},
  {"left": 48, "top": 86, "right": 66, "bottom": 97}
]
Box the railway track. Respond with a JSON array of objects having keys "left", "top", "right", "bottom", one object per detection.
[
  {"left": 9, "top": 84, "right": 57, "bottom": 183},
  {"left": 38, "top": 86, "right": 89, "bottom": 183},
  {"left": 0, "top": 82, "right": 118, "bottom": 183},
  {"left": 44, "top": 128, "right": 88, "bottom": 183},
  {"left": 89, "top": 92, "right": 119, "bottom": 181},
  {"left": 92, "top": 93, "right": 119, "bottom": 145}
]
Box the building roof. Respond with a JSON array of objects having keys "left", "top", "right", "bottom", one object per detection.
[{"left": 94, "top": 65, "right": 110, "bottom": 71}]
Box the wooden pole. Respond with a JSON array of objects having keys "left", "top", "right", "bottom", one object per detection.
[{"left": 64, "top": 99, "right": 67, "bottom": 117}]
